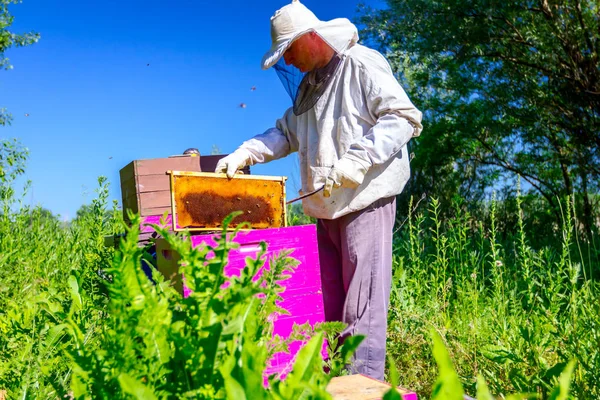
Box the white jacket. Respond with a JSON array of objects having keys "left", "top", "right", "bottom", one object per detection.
[{"left": 238, "top": 43, "right": 423, "bottom": 220}]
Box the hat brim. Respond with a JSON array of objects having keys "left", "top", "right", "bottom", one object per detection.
[{"left": 261, "top": 27, "right": 316, "bottom": 70}]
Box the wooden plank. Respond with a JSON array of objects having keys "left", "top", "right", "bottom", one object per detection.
[
  {"left": 123, "top": 205, "right": 170, "bottom": 222},
  {"left": 124, "top": 191, "right": 171, "bottom": 214},
  {"left": 140, "top": 206, "right": 171, "bottom": 217},
  {"left": 120, "top": 155, "right": 244, "bottom": 226},
  {"left": 140, "top": 190, "right": 172, "bottom": 209},
  {"left": 156, "top": 225, "right": 326, "bottom": 380},
  {"left": 170, "top": 171, "right": 284, "bottom": 182},
  {"left": 136, "top": 174, "right": 170, "bottom": 193},
  {"left": 327, "top": 375, "right": 418, "bottom": 400},
  {"left": 119, "top": 161, "right": 135, "bottom": 183},
  {"left": 135, "top": 157, "right": 200, "bottom": 176},
  {"left": 123, "top": 193, "right": 140, "bottom": 214},
  {"left": 121, "top": 176, "right": 137, "bottom": 200}
]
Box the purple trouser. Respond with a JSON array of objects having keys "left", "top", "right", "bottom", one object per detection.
[{"left": 317, "top": 196, "right": 396, "bottom": 380}]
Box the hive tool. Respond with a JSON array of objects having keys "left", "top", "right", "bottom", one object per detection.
[{"left": 286, "top": 185, "right": 325, "bottom": 205}]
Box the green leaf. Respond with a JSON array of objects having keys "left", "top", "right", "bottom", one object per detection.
[
  {"left": 278, "top": 332, "right": 325, "bottom": 398},
  {"left": 430, "top": 329, "right": 464, "bottom": 400},
  {"left": 67, "top": 275, "right": 82, "bottom": 313},
  {"left": 505, "top": 394, "right": 539, "bottom": 400},
  {"left": 70, "top": 374, "right": 88, "bottom": 398},
  {"left": 387, "top": 353, "right": 400, "bottom": 387},
  {"left": 222, "top": 314, "right": 244, "bottom": 336},
  {"left": 118, "top": 373, "right": 158, "bottom": 400},
  {"left": 548, "top": 360, "right": 575, "bottom": 400},
  {"left": 481, "top": 346, "right": 521, "bottom": 364},
  {"left": 340, "top": 334, "right": 364, "bottom": 366},
  {"left": 223, "top": 374, "right": 248, "bottom": 400},
  {"left": 44, "top": 323, "right": 68, "bottom": 349},
  {"left": 382, "top": 354, "right": 402, "bottom": 400},
  {"left": 476, "top": 374, "right": 495, "bottom": 400},
  {"left": 383, "top": 388, "right": 403, "bottom": 400}
]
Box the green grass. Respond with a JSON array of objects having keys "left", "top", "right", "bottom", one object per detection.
[
  {"left": 387, "top": 194, "right": 599, "bottom": 399},
  {"left": 0, "top": 174, "right": 335, "bottom": 398},
  {"left": 0, "top": 140, "right": 593, "bottom": 398}
]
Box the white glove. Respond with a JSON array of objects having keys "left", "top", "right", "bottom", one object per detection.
[
  {"left": 323, "top": 154, "right": 369, "bottom": 198},
  {"left": 214, "top": 149, "right": 251, "bottom": 178}
]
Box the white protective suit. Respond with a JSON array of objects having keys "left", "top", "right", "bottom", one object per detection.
[{"left": 234, "top": 20, "right": 422, "bottom": 220}]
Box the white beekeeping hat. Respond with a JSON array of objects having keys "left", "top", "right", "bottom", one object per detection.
[{"left": 261, "top": 0, "right": 358, "bottom": 70}]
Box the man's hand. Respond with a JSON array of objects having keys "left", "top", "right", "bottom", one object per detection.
[
  {"left": 214, "top": 149, "right": 251, "bottom": 178},
  {"left": 323, "top": 154, "right": 369, "bottom": 197}
]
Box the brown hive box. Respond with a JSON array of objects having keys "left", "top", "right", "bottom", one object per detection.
[
  {"left": 119, "top": 154, "right": 250, "bottom": 224},
  {"left": 168, "top": 171, "right": 287, "bottom": 231}
]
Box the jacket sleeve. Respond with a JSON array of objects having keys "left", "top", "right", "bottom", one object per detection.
[
  {"left": 344, "top": 52, "right": 423, "bottom": 168},
  {"left": 238, "top": 107, "right": 299, "bottom": 165}
]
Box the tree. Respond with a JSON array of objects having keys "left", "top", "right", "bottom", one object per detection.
[
  {"left": 359, "top": 0, "right": 599, "bottom": 236},
  {"left": 1, "top": 0, "right": 40, "bottom": 126}
]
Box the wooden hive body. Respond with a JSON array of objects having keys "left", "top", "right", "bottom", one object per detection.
[
  {"left": 120, "top": 155, "right": 201, "bottom": 222},
  {"left": 118, "top": 154, "right": 250, "bottom": 245}
]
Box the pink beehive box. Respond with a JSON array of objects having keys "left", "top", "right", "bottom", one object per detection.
[{"left": 155, "top": 224, "right": 327, "bottom": 380}]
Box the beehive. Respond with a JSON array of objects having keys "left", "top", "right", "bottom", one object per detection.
[
  {"left": 168, "top": 171, "right": 287, "bottom": 231},
  {"left": 155, "top": 225, "right": 325, "bottom": 380},
  {"left": 118, "top": 155, "right": 250, "bottom": 245},
  {"left": 120, "top": 155, "right": 201, "bottom": 222}
]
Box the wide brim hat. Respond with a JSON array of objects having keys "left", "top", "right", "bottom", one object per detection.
[{"left": 261, "top": 0, "right": 358, "bottom": 70}]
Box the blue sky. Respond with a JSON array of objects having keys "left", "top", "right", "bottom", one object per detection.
[{"left": 3, "top": 0, "right": 384, "bottom": 220}]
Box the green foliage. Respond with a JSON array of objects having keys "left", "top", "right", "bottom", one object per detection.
[
  {"left": 0, "top": 0, "right": 40, "bottom": 126},
  {"left": 383, "top": 355, "right": 403, "bottom": 400},
  {"left": 359, "top": 0, "right": 600, "bottom": 236},
  {"left": 386, "top": 330, "right": 576, "bottom": 400},
  {"left": 287, "top": 202, "right": 316, "bottom": 226},
  {"left": 63, "top": 211, "right": 337, "bottom": 399},
  {"left": 287, "top": 320, "right": 365, "bottom": 378},
  {"left": 0, "top": 143, "right": 112, "bottom": 398},
  {"left": 548, "top": 361, "right": 575, "bottom": 400},
  {"left": 0, "top": 141, "right": 592, "bottom": 399},
  {"left": 387, "top": 194, "right": 598, "bottom": 398},
  {"left": 0, "top": 143, "right": 338, "bottom": 397},
  {"left": 0, "top": 138, "right": 28, "bottom": 199},
  {"left": 430, "top": 330, "right": 464, "bottom": 400}
]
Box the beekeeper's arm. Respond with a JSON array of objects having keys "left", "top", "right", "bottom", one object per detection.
[
  {"left": 215, "top": 109, "right": 299, "bottom": 178},
  {"left": 324, "top": 55, "right": 423, "bottom": 196}
]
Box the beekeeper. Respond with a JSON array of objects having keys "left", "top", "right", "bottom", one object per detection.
[{"left": 215, "top": 0, "right": 422, "bottom": 380}]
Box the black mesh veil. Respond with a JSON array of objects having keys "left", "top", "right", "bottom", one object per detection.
[
  {"left": 273, "top": 49, "right": 342, "bottom": 116},
  {"left": 293, "top": 53, "right": 341, "bottom": 115},
  {"left": 273, "top": 57, "right": 305, "bottom": 105}
]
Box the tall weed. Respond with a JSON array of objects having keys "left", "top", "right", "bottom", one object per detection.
[
  {"left": 0, "top": 142, "right": 335, "bottom": 398},
  {"left": 389, "top": 193, "right": 599, "bottom": 399}
]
